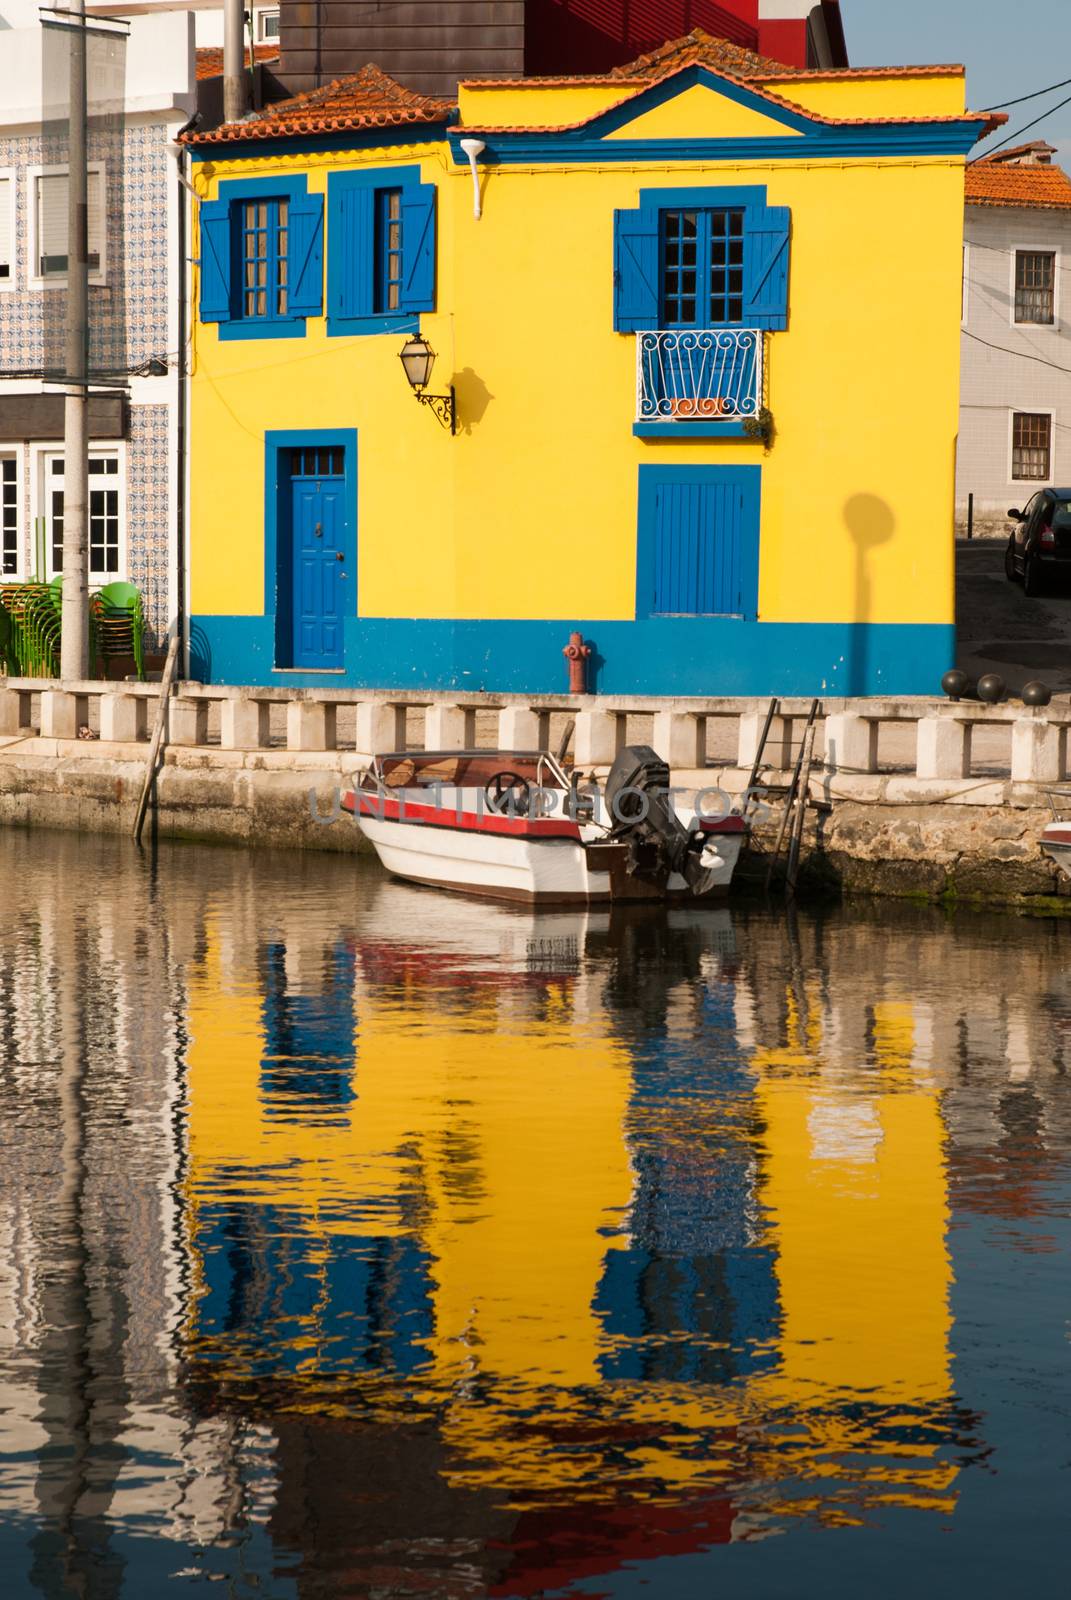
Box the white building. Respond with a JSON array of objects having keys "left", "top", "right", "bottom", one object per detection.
[
  {"left": 958, "top": 142, "right": 1071, "bottom": 537},
  {"left": 0, "top": 0, "right": 200, "bottom": 652}
]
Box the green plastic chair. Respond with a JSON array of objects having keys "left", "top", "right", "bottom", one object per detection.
[{"left": 91, "top": 581, "right": 144, "bottom": 681}]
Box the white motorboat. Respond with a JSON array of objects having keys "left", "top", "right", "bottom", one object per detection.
[
  {"left": 1041, "top": 819, "right": 1071, "bottom": 871},
  {"left": 342, "top": 745, "right": 747, "bottom": 906}
]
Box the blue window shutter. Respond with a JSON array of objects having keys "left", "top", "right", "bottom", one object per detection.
[
  {"left": 199, "top": 198, "right": 232, "bottom": 323},
  {"left": 287, "top": 193, "right": 324, "bottom": 319},
  {"left": 399, "top": 182, "right": 436, "bottom": 312},
  {"left": 613, "top": 207, "right": 660, "bottom": 332},
  {"left": 330, "top": 184, "right": 375, "bottom": 320},
  {"left": 743, "top": 205, "right": 790, "bottom": 331}
]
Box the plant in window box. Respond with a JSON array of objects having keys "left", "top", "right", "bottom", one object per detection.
[{"left": 742, "top": 408, "right": 775, "bottom": 447}]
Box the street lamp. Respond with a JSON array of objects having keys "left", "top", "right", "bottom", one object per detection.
[{"left": 398, "top": 335, "right": 456, "bottom": 434}]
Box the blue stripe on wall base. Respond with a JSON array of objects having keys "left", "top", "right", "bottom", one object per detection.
[{"left": 188, "top": 616, "right": 955, "bottom": 698}]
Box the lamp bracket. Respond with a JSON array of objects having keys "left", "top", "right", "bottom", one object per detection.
[{"left": 415, "top": 387, "right": 456, "bottom": 435}]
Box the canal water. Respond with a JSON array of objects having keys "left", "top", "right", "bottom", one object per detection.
[{"left": 0, "top": 831, "right": 1068, "bottom": 1599}]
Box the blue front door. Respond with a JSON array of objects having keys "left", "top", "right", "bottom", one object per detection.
[{"left": 289, "top": 444, "right": 346, "bottom": 668}]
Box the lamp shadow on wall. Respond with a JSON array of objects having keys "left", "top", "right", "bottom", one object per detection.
[
  {"left": 843, "top": 493, "right": 895, "bottom": 696},
  {"left": 451, "top": 369, "right": 493, "bottom": 435},
  {"left": 188, "top": 624, "right": 212, "bottom": 684}
]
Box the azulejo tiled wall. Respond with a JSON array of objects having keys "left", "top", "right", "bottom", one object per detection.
[
  {"left": 0, "top": 120, "right": 174, "bottom": 653},
  {"left": 0, "top": 121, "right": 171, "bottom": 375},
  {"left": 127, "top": 403, "right": 170, "bottom": 648}
]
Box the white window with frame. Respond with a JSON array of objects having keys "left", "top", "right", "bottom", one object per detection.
[
  {"left": 0, "top": 170, "right": 14, "bottom": 290},
  {"left": 1011, "top": 411, "right": 1054, "bottom": 483},
  {"left": 1012, "top": 248, "right": 1058, "bottom": 326},
  {"left": 1, "top": 450, "right": 20, "bottom": 577},
  {"left": 28, "top": 163, "right": 106, "bottom": 288},
  {"left": 42, "top": 449, "right": 123, "bottom": 581},
  {"left": 258, "top": 9, "right": 280, "bottom": 41}
]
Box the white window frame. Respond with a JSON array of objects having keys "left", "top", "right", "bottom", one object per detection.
[
  {"left": 1008, "top": 408, "right": 1056, "bottom": 485},
  {"left": 0, "top": 168, "right": 16, "bottom": 293},
  {"left": 26, "top": 161, "right": 107, "bottom": 290},
  {"left": 31, "top": 441, "right": 127, "bottom": 583},
  {"left": 257, "top": 8, "right": 280, "bottom": 41},
  {"left": 0, "top": 443, "right": 24, "bottom": 580},
  {"left": 1009, "top": 244, "right": 1060, "bottom": 329}
]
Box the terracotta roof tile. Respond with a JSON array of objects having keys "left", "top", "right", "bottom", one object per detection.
[
  {"left": 195, "top": 44, "right": 279, "bottom": 81},
  {"left": 965, "top": 161, "right": 1071, "bottom": 209},
  {"left": 186, "top": 62, "right": 453, "bottom": 144},
  {"left": 981, "top": 139, "right": 1057, "bottom": 165}
]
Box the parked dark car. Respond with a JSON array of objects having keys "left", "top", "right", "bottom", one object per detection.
[{"left": 1005, "top": 488, "right": 1071, "bottom": 595}]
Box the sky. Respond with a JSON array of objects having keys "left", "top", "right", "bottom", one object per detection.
[{"left": 842, "top": 0, "right": 1071, "bottom": 166}]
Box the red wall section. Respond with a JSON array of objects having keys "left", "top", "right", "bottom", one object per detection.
[
  {"left": 526, "top": 1, "right": 764, "bottom": 76},
  {"left": 756, "top": 17, "right": 809, "bottom": 68}
]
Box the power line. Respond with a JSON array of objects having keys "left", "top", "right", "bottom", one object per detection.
[
  {"left": 981, "top": 75, "right": 1071, "bottom": 113},
  {"left": 970, "top": 89, "right": 1071, "bottom": 164},
  {"left": 963, "top": 327, "right": 1071, "bottom": 376}
]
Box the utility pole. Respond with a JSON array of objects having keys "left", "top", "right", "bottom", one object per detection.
[
  {"left": 223, "top": 0, "right": 247, "bottom": 126},
  {"left": 60, "top": 0, "right": 89, "bottom": 682}
]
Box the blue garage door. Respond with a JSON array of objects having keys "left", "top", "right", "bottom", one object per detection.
[{"left": 636, "top": 466, "right": 761, "bottom": 620}]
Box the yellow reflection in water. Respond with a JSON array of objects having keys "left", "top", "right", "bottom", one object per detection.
[{"left": 182, "top": 910, "right": 957, "bottom": 1524}]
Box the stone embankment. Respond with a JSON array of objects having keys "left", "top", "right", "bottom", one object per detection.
[{"left": 1, "top": 679, "right": 1069, "bottom": 910}]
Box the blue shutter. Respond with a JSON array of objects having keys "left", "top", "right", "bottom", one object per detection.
[
  {"left": 287, "top": 193, "right": 324, "bottom": 319},
  {"left": 613, "top": 207, "right": 660, "bottom": 332},
  {"left": 330, "top": 184, "right": 375, "bottom": 320},
  {"left": 399, "top": 183, "right": 436, "bottom": 313},
  {"left": 743, "top": 205, "right": 790, "bottom": 331},
  {"left": 199, "top": 198, "right": 232, "bottom": 323},
  {"left": 638, "top": 467, "right": 760, "bottom": 620}
]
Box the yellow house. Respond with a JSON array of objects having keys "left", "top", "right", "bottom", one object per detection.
[{"left": 184, "top": 32, "right": 996, "bottom": 696}]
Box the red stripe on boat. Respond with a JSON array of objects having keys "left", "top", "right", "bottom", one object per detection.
[
  {"left": 698, "top": 815, "right": 747, "bottom": 835},
  {"left": 345, "top": 791, "right": 582, "bottom": 840}
]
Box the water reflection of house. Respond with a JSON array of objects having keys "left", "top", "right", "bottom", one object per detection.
[{"left": 180, "top": 885, "right": 972, "bottom": 1592}]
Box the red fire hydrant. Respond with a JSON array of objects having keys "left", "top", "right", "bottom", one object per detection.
[{"left": 563, "top": 630, "right": 591, "bottom": 694}]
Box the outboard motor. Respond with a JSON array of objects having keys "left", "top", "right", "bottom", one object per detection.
[{"left": 603, "top": 745, "right": 711, "bottom": 893}]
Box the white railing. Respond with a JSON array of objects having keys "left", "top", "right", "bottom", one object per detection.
[
  {"left": 3, "top": 680, "right": 1071, "bottom": 790},
  {"left": 636, "top": 329, "right": 763, "bottom": 424}
]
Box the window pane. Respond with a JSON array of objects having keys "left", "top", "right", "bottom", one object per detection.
[
  {"left": 1014, "top": 252, "right": 1055, "bottom": 324},
  {"left": 1012, "top": 412, "right": 1052, "bottom": 480},
  {"left": 1, "top": 456, "right": 17, "bottom": 576}
]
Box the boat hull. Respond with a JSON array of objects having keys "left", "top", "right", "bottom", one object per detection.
[{"left": 356, "top": 811, "right": 742, "bottom": 905}]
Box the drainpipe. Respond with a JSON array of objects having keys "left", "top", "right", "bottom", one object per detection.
[
  {"left": 223, "top": 0, "right": 246, "bottom": 124},
  {"left": 459, "top": 138, "right": 486, "bottom": 219},
  {"left": 171, "top": 113, "right": 200, "bottom": 676}
]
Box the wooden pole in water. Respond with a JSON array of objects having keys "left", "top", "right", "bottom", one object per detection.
[{"left": 132, "top": 633, "right": 179, "bottom": 845}]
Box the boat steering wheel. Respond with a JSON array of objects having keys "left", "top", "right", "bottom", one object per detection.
[{"left": 485, "top": 771, "right": 531, "bottom": 818}]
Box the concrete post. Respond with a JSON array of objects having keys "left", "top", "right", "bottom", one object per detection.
[
  {"left": 737, "top": 711, "right": 792, "bottom": 770},
  {"left": 1011, "top": 717, "right": 1066, "bottom": 784},
  {"left": 286, "top": 700, "right": 336, "bottom": 753},
  {"left": 168, "top": 697, "right": 209, "bottom": 747},
  {"left": 824, "top": 712, "right": 878, "bottom": 774},
  {"left": 574, "top": 709, "right": 619, "bottom": 767},
  {"left": 498, "top": 705, "right": 542, "bottom": 749},
  {"left": 99, "top": 692, "right": 141, "bottom": 743},
  {"left": 220, "top": 696, "right": 270, "bottom": 751},
  {"left": 652, "top": 709, "right": 704, "bottom": 769},
  {"left": 425, "top": 703, "right": 472, "bottom": 750},
  {"left": 355, "top": 701, "right": 405, "bottom": 756},
  {"left": 0, "top": 688, "right": 27, "bottom": 736},
  {"left": 916, "top": 715, "right": 971, "bottom": 779},
  {"left": 39, "top": 689, "right": 79, "bottom": 740}
]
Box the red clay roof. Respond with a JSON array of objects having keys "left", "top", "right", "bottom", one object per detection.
[
  {"left": 981, "top": 139, "right": 1058, "bottom": 165},
  {"left": 966, "top": 161, "right": 1071, "bottom": 209},
  {"left": 195, "top": 44, "right": 279, "bottom": 81},
  {"left": 186, "top": 62, "right": 453, "bottom": 144}
]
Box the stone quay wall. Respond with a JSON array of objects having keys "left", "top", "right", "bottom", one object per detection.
[{"left": 1, "top": 678, "right": 1070, "bottom": 910}]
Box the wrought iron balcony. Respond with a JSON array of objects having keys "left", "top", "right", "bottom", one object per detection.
[{"left": 636, "top": 329, "right": 763, "bottom": 425}]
